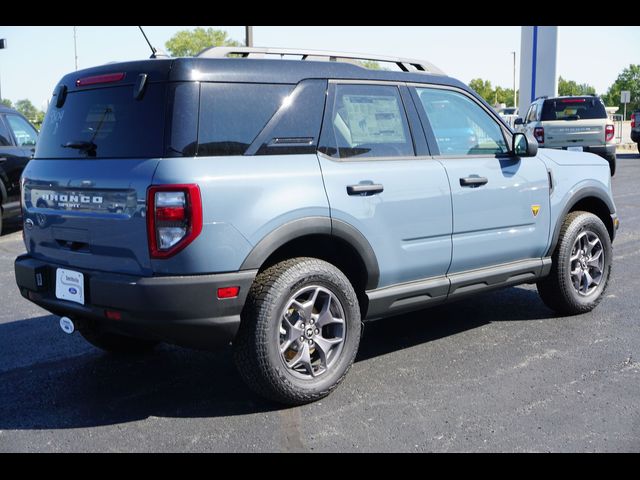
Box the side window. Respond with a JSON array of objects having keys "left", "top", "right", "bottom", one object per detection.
[
  {"left": 525, "top": 104, "right": 536, "bottom": 123},
  {"left": 326, "top": 84, "right": 414, "bottom": 159},
  {"left": 414, "top": 87, "right": 509, "bottom": 156},
  {"left": 0, "top": 116, "right": 13, "bottom": 146},
  {"left": 197, "top": 83, "right": 293, "bottom": 156},
  {"left": 6, "top": 114, "right": 38, "bottom": 147}
]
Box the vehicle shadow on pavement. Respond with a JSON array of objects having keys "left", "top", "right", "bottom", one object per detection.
[
  {"left": 356, "top": 286, "right": 553, "bottom": 362},
  {"left": 0, "top": 286, "right": 554, "bottom": 429}
]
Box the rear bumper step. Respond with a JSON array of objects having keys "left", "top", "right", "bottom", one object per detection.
[{"left": 14, "top": 254, "right": 256, "bottom": 350}]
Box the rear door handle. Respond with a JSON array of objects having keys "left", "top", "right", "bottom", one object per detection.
[
  {"left": 347, "top": 184, "right": 384, "bottom": 196},
  {"left": 459, "top": 176, "right": 488, "bottom": 187}
]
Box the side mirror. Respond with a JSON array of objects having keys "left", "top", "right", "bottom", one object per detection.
[
  {"left": 514, "top": 117, "right": 524, "bottom": 126},
  {"left": 513, "top": 132, "right": 538, "bottom": 157}
]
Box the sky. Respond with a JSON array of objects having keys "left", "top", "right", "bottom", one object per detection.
[{"left": 0, "top": 26, "right": 638, "bottom": 111}]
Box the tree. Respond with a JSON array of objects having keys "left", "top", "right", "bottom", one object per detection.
[
  {"left": 602, "top": 64, "right": 640, "bottom": 119},
  {"left": 558, "top": 76, "right": 596, "bottom": 96},
  {"left": 165, "top": 27, "right": 241, "bottom": 57},
  {"left": 469, "top": 78, "right": 494, "bottom": 104},
  {"left": 15, "top": 99, "right": 45, "bottom": 125},
  {"left": 1, "top": 98, "right": 12, "bottom": 108}
]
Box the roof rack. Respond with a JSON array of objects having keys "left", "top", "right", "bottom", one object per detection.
[{"left": 196, "top": 46, "right": 446, "bottom": 76}]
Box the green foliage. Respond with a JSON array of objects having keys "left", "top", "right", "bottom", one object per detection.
[
  {"left": 602, "top": 64, "right": 640, "bottom": 119},
  {"left": 15, "top": 99, "right": 45, "bottom": 125},
  {"left": 558, "top": 76, "right": 596, "bottom": 96},
  {"left": 165, "top": 27, "right": 242, "bottom": 57},
  {"left": 359, "top": 60, "right": 382, "bottom": 70},
  {"left": 1, "top": 98, "right": 12, "bottom": 108},
  {"left": 469, "top": 78, "right": 517, "bottom": 107},
  {"left": 469, "top": 78, "right": 493, "bottom": 103}
]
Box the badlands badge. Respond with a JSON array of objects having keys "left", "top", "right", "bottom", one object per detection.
[{"left": 531, "top": 204, "right": 541, "bottom": 217}]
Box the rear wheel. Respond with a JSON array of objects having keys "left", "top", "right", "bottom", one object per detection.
[
  {"left": 233, "top": 257, "right": 361, "bottom": 405},
  {"left": 78, "top": 320, "right": 158, "bottom": 353},
  {"left": 537, "top": 211, "right": 612, "bottom": 315}
]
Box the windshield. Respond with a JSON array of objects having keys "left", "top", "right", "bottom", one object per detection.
[
  {"left": 540, "top": 97, "right": 606, "bottom": 121},
  {"left": 35, "top": 84, "right": 166, "bottom": 159}
]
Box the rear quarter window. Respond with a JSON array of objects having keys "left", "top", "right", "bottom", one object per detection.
[{"left": 197, "top": 83, "right": 293, "bottom": 156}]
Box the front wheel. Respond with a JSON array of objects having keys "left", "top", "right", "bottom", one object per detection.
[
  {"left": 537, "top": 211, "right": 612, "bottom": 315},
  {"left": 233, "top": 258, "right": 362, "bottom": 405}
]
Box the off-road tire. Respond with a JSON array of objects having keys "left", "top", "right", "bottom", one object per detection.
[
  {"left": 233, "top": 257, "right": 361, "bottom": 405},
  {"left": 537, "top": 211, "right": 612, "bottom": 315}
]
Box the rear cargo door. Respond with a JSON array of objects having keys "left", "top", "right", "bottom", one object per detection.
[
  {"left": 540, "top": 97, "right": 607, "bottom": 148},
  {"left": 21, "top": 73, "right": 168, "bottom": 276}
]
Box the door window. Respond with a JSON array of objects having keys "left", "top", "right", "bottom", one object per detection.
[
  {"left": 415, "top": 87, "right": 509, "bottom": 156},
  {"left": 325, "top": 84, "right": 414, "bottom": 159},
  {"left": 6, "top": 114, "right": 38, "bottom": 147},
  {"left": 0, "top": 116, "right": 13, "bottom": 146}
]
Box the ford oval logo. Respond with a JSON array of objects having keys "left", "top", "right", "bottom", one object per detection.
[{"left": 68, "top": 287, "right": 78, "bottom": 295}]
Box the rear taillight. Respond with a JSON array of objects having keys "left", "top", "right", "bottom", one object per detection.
[
  {"left": 147, "top": 185, "right": 202, "bottom": 259},
  {"left": 534, "top": 127, "right": 544, "bottom": 144},
  {"left": 605, "top": 124, "right": 615, "bottom": 142},
  {"left": 632, "top": 113, "right": 636, "bottom": 128}
]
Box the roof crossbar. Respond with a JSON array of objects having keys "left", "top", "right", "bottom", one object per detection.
[{"left": 196, "top": 46, "right": 446, "bottom": 76}]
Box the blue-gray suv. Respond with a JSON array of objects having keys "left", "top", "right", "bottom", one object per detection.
[{"left": 14, "top": 47, "right": 619, "bottom": 405}]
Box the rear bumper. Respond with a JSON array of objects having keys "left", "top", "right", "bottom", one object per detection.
[
  {"left": 544, "top": 144, "right": 616, "bottom": 159},
  {"left": 14, "top": 254, "right": 256, "bottom": 350}
]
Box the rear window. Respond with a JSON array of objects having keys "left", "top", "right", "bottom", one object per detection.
[
  {"left": 541, "top": 97, "right": 607, "bottom": 121},
  {"left": 35, "top": 84, "right": 166, "bottom": 159}
]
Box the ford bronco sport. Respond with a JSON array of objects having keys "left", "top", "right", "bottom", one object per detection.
[
  {"left": 516, "top": 95, "right": 617, "bottom": 176},
  {"left": 14, "top": 47, "right": 618, "bottom": 405}
]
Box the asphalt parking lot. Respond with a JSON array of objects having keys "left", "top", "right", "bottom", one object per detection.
[{"left": 1, "top": 153, "right": 639, "bottom": 452}]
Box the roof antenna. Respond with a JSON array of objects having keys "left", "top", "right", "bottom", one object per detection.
[{"left": 138, "top": 26, "right": 168, "bottom": 58}]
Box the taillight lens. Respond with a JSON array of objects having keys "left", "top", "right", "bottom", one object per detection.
[
  {"left": 632, "top": 113, "right": 636, "bottom": 128},
  {"left": 605, "top": 124, "right": 615, "bottom": 142},
  {"left": 534, "top": 127, "right": 544, "bottom": 144},
  {"left": 147, "top": 185, "right": 202, "bottom": 259}
]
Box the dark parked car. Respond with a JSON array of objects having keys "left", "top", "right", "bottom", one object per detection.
[
  {"left": 0, "top": 106, "right": 38, "bottom": 234},
  {"left": 631, "top": 111, "right": 640, "bottom": 149}
]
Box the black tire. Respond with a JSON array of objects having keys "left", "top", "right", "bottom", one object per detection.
[
  {"left": 78, "top": 321, "right": 158, "bottom": 353},
  {"left": 537, "top": 211, "right": 612, "bottom": 315},
  {"left": 233, "top": 257, "right": 362, "bottom": 405}
]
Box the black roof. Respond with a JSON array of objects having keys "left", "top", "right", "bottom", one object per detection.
[{"left": 56, "top": 57, "right": 469, "bottom": 92}]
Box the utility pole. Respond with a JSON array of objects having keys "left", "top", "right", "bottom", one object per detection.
[
  {"left": 245, "top": 26, "right": 253, "bottom": 47},
  {"left": 73, "top": 27, "right": 78, "bottom": 71},
  {"left": 511, "top": 51, "right": 517, "bottom": 108}
]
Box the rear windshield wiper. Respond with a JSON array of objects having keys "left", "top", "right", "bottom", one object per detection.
[
  {"left": 62, "top": 140, "right": 97, "bottom": 151},
  {"left": 563, "top": 115, "right": 580, "bottom": 121}
]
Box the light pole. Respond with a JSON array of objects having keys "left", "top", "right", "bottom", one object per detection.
[
  {"left": 0, "top": 38, "right": 6, "bottom": 101},
  {"left": 73, "top": 27, "right": 78, "bottom": 71},
  {"left": 245, "top": 26, "right": 253, "bottom": 47},
  {"left": 511, "top": 51, "right": 517, "bottom": 108}
]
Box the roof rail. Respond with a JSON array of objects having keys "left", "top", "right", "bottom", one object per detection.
[{"left": 196, "top": 46, "right": 446, "bottom": 76}]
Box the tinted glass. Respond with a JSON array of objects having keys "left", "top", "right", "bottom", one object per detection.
[
  {"left": 0, "top": 116, "right": 12, "bottom": 146},
  {"left": 415, "top": 88, "right": 509, "bottom": 155},
  {"left": 198, "top": 83, "right": 293, "bottom": 156},
  {"left": 329, "top": 84, "right": 414, "bottom": 158},
  {"left": 541, "top": 97, "right": 607, "bottom": 121},
  {"left": 36, "top": 84, "right": 166, "bottom": 159},
  {"left": 6, "top": 114, "right": 38, "bottom": 147}
]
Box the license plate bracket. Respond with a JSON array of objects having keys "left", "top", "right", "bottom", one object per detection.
[{"left": 55, "top": 268, "right": 85, "bottom": 305}]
